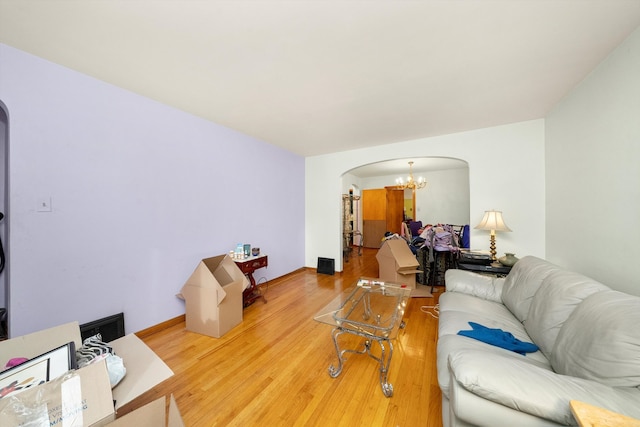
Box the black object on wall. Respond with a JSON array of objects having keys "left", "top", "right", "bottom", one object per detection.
[{"left": 80, "top": 312, "right": 125, "bottom": 343}]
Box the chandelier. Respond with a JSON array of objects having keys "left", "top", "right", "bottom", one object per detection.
[{"left": 395, "top": 161, "right": 427, "bottom": 190}]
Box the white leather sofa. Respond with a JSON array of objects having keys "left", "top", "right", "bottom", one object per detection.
[{"left": 437, "top": 256, "right": 640, "bottom": 426}]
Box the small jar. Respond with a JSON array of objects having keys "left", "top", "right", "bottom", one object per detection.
[{"left": 498, "top": 253, "right": 519, "bottom": 267}]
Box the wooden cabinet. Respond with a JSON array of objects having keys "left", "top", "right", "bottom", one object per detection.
[
  {"left": 234, "top": 255, "right": 268, "bottom": 307},
  {"left": 362, "top": 188, "right": 404, "bottom": 248}
]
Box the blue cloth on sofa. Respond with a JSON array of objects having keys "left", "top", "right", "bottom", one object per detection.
[{"left": 457, "top": 322, "right": 539, "bottom": 355}]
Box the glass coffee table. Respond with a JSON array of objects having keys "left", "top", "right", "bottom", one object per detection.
[{"left": 314, "top": 278, "right": 411, "bottom": 397}]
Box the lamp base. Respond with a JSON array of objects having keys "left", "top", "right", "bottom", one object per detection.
[{"left": 489, "top": 235, "right": 497, "bottom": 261}]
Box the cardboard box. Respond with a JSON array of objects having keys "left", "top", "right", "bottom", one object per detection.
[
  {"left": 107, "top": 395, "right": 184, "bottom": 427},
  {"left": 0, "top": 359, "right": 116, "bottom": 427},
  {"left": 376, "top": 239, "right": 421, "bottom": 288},
  {"left": 0, "top": 366, "right": 184, "bottom": 427},
  {"left": 0, "top": 321, "right": 174, "bottom": 424},
  {"left": 110, "top": 334, "right": 174, "bottom": 410},
  {"left": 177, "top": 254, "right": 249, "bottom": 338},
  {"left": 0, "top": 321, "right": 83, "bottom": 362}
]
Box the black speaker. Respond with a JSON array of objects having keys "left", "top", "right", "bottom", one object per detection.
[{"left": 317, "top": 257, "right": 335, "bottom": 275}]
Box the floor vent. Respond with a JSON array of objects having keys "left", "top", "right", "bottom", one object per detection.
[{"left": 317, "top": 257, "right": 335, "bottom": 275}]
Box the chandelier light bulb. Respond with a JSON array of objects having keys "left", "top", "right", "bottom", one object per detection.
[{"left": 395, "top": 161, "right": 427, "bottom": 190}]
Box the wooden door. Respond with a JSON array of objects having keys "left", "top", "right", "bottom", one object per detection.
[
  {"left": 362, "top": 188, "right": 405, "bottom": 248},
  {"left": 362, "top": 189, "right": 384, "bottom": 248},
  {"left": 385, "top": 187, "right": 404, "bottom": 234}
]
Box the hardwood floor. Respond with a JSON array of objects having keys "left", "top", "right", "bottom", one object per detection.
[{"left": 120, "top": 248, "right": 443, "bottom": 426}]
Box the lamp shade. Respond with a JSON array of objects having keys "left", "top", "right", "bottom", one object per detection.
[{"left": 474, "top": 210, "right": 511, "bottom": 232}]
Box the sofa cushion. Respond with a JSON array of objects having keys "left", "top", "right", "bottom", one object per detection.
[
  {"left": 551, "top": 290, "right": 640, "bottom": 388},
  {"left": 448, "top": 348, "right": 640, "bottom": 425},
  {"left": 437, "top": 333, "right": 550, "bottom": 398},
  {"left": 501, "top": 256, "right": 561, "bottom": 323},
  {"left": 444, "top": 269, "right": 504, "bottom": 303},
  {"left": 438, "top": 298, "right": 536, "bottom": 342},
  {"left": 437, "top": 294, "right": 551, "bottom": 399},
  {"left": 438, "top": 292, "right": 521, "bottom": 334},
  {"left": 524, "top": 270, "right": 609, "bottom": 359}
]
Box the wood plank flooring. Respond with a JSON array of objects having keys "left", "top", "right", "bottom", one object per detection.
[{"left": 119, "top": 248, "right": 443, "bottom": 426}]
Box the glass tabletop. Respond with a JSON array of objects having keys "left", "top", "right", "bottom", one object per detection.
[{"left": 314, "top": 278, "right": 411, "bottom": 339}]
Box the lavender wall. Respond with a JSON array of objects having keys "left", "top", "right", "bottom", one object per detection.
[{"left": 0, "top": 44, "right": 305, "bottom": 337}]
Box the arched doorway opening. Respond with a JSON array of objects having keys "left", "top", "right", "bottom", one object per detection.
[{"left": 341, "top": 156, "right": 469, "bottom": 252}]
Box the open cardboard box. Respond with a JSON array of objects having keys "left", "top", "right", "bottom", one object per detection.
[
  {"left": 0, "top": 321, "right": 175, "bottom": 426},
  {"left": 177, "top": 254, "right": 249, "bottom": 338},
  {"left": 0, "top": 358, "right": 115, "bottom": 426},
  {"left": 376, "top": 239, "right": 422, "bottom": 289},
  {"left": 0, "top": 363, "right": 183, "bottom": 427},
  {"left": 107, "top": 394, "right": 184, "bottom": 427}
]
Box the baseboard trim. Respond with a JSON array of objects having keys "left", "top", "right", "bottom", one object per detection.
[
  {"left": 304, "top": 266, "right": 343, "bottom": 275},
  {"left": 135, "top": 315, "right": 185, "bottom": 339},
  {"left": 134, "top": 267, "right": 334, "bottom": 339},
  {"left": 273, "top": 267, "right": 307, "bottom": 281}
]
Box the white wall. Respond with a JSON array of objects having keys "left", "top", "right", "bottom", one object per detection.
[
  {"left": 546, "top": 27, "right": 640, "bottom": 295},
  {"left": 416, "top": 168, "right": 469, "bottom": 226},
  {"left": 0, "top": 44, "right": 305, "bottom": 337},
  {"left": 359, "top": 167, "right": 470, "bottom": 227},
  {"left": 306, "top": 119, "right": 546, "bottom": 272}
]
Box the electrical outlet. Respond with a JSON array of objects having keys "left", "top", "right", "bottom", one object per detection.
[{"left": 37, "top": 197, "right": 52, "bottom": 212}]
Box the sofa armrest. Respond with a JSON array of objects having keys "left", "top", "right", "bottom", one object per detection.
[
  {"left": 448, "top": 350, "right": 640, "bottom": 425},
  {"left": 444, "top": 269, "right": 504, "bottom": 303}
]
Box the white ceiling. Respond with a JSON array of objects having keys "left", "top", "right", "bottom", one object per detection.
[{"left": 1, "top": 1, "right": 640, "bottom": 159}]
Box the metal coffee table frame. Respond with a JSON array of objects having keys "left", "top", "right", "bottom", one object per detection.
[{"left": 314, "top": 278, "right": 410, "bottom": 397}]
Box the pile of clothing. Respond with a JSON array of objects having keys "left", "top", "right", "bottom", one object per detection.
[
  {"left": 415, "top": 224, "right": 463, "bottom": 286},
  {"left": 76, "top": 333, "right": 126, "bottom": 388}
]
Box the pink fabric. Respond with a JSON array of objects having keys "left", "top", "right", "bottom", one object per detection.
[{"left": 5, "top": 357, "right": 28, "bottom": 369}]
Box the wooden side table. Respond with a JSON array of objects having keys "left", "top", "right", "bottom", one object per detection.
[
  {"left": 234, "top": 255, "right": 268, "bottom": 307},
  {"left": 570, "top": 400, "right": 640, "bottom": 427},
  {"left": 458, "top": 262, "right": 512, "bottom": 277}
]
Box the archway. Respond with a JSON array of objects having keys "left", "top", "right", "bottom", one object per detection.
[{"left": 341, "top": 156, "right": 469, "bottom": 256}]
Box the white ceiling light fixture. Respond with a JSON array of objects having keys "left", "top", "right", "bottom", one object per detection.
[{"left": 395, "top": 161, "right": 427, "bottom": 190}]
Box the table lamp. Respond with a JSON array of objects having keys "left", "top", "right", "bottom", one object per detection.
[{"left": 474, "top": 210, "right": 511, "bottom": 262}]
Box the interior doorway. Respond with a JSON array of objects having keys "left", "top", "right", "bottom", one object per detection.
[{"left": 401, "top": 188, "right": 416, "bottom": 222}]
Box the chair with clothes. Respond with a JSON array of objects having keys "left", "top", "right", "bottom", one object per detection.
[
  {"left": 416, "top": 246, "right": 432, "bottom": 286},
  {"left": 408, "top": 220, "right": 423, "bottom": 238},
  {"left": 400, "top": 221, "right": 412, "bottom": 243},
  {"left": 459, "top": 224, "right": 470, "bottom": 249},
  {"left": 448, "top": 224, "right": 471, "bottom": 250},
  {"left": 418, "top": 224, "right": 461, "bottom": 289},
  {"left": 397, "top": 223, "right": 420, "bottom": 256}
]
